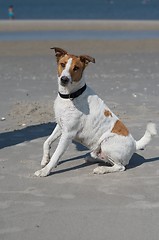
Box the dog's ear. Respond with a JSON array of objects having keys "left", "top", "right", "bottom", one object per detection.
[
  {"left": 50, "top": 47, "right": 67, "bottom": 62},
  {"left": 80, "top": 55, "right": 95, "bottom": 67}
]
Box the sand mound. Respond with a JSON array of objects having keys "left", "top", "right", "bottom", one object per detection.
[{"left": 9, "top": 101, "right": 54, "bottom": 127}]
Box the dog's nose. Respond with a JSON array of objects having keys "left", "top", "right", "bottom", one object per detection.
[{"left": 61, "top": 76, "right": 69, "bottom": 85}]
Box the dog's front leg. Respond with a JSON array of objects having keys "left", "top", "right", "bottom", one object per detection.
[
  {"left": 41, "top": 124, "right": 61, "bottom": 167},
  {"left": 34, "top": 132, "right": 73, "bottom": 177}
]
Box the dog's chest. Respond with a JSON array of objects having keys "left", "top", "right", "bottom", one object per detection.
[
  {"left": 54, "top": 96, "right": 84, "bottom": 135},
  {"left": 54, "top": 91, "right": 118, "bottom": 149}
]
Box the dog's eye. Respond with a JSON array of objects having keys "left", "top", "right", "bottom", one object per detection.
[
  {"left": 61, "top": 63, "right": 65, "bottom": 68},
  {"left": 73, "top": 66, "right": 79, "bottom": 72}
]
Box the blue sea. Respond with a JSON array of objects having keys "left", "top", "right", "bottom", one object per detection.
[{"left": 1, "top": 0, "right": 159, "bottom": 20}]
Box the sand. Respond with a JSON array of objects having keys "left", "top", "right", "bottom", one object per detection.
[
  {"left": 1, "top": 19, "right": 159, "bottom": 31},
  {"left": 0, "top": 20, "right": 159, "bottom": 240}
]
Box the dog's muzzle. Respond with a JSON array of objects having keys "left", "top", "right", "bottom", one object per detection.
[{"left": 60, "top": 76, "right": 70, "bottom": 86}]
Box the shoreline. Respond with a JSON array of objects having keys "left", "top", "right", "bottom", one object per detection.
[{"left": 1, "top": 19, "right": 159, "bottom": 32}]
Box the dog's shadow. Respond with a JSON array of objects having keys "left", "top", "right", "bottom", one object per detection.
[
  {"left": 0, "top": 122, "right": 55, "bottom": 149},
  {"left": 127, "top": 153, "right": 159, "bottom": 170},
  {"left": 52, "top": 153, "right": 89, "bottom": 175}
]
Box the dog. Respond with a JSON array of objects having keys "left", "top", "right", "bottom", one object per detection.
[{"left": 34, "top": 47, "right": 157, "bottom": 177}]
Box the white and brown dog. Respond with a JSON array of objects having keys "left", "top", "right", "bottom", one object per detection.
[{"left": 35, "top": 47, "right": 157, "bottom": 177}]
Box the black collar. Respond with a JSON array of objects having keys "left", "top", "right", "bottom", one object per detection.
[{"left": 58, "top": 84, "right": 87, "bottom": 100}]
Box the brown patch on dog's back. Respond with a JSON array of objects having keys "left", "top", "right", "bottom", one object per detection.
[
  {"left": 111, "top": 120, "right": 129, "bottom": 136},
  {"left": 104, "top": 110, "right": 112, "bottom": 117}
]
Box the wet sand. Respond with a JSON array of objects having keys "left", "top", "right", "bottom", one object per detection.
[{"left": 0, "top": 20, "right": 159, "bottom": 240}]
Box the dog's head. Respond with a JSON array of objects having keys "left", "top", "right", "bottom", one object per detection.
[{"left": 51, "top": 47, "right": 95, "bottom": 87}]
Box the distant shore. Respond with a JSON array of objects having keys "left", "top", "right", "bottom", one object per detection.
[
  {"left": 1, "top": 20, "right": 159, "bottom": 57},
  {"left": 1, "top": 19, "right": 159, "bottom": 32}
]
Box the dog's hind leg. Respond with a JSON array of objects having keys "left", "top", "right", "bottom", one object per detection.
[
  {"left": 41, "top": 124, "right": 61, "bottom": 167},
  {"left": 93, "top": 156, "right": 125, "bottom": 174},
  {"left": 93, "top": 163, "right": 125, "bottom": 174}
]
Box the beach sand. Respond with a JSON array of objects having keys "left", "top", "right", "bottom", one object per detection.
[
  {"left": 1, "top": 19, "right": 159, "bottom": 31},
  {"left": 0, "top": 20, "right": 159, "bottom": 240}
]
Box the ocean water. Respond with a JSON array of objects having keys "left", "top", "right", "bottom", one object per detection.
[{"left": 1, "top": 0, "right": 159, "bottom": 20}]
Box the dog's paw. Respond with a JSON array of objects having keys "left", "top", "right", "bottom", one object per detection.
[
  {"left": 93, "top": 166, "right": 106, "bottom": 174},
  {"left": 93, "top": 164, "right": 125, "bottom": 174},
  {"left": 34, "top": 167, "right": 50, "bottom": 177}
]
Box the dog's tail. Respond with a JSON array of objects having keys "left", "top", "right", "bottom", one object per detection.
[{"left": 135, "top": 123, "right": 157, "bottom": 151}]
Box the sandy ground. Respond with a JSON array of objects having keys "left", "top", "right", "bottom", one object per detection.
[
  {"left": 0, "top": 21, "right": 159, "bottom": 240},
  {"left": 1, "top": 19, "right": 159, "bottom": 31}
]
